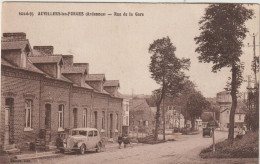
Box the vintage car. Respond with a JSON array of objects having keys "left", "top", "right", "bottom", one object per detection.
[
  {"left": 59, "top": 128, "right": 103, "bottom": 154},
  {"left": 202, "top": 127, "right": 212, "bottom": 137}
]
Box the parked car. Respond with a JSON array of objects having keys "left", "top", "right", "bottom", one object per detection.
[
  {"left": 59, "top": 128, "right": 103, "bottom": 154},
  {"left": 202, "top": 127, "right": 212, "bottom": 137}
]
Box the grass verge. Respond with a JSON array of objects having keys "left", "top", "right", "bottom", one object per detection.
[{"left": 200, "top": 131, "right": 259, "bottom": 158}]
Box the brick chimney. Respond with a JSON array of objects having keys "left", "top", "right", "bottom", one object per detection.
[
  {"left": 62, "top": 55, "right": 74, "bottom": 66},
  {"left": 3, "top": 32, "right": 26, "bottom": 40},
  {"left": 73, "top": 63, "right": 89, "bottom": 74},
  {"left": 33, "top": 46, "right": 54, "bottom": 56}
]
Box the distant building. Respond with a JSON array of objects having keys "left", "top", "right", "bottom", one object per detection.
[
  {"left": 122, "top": 98, "right": 130, "bottom": 136},
  {"left": 217, "top": 91, "right": 248, "bottom": 131},
  {"left": 165, "top": 108, "right": 185, "bottom": 129},
  {"left": 129, "top": 98, "right": 155, "bottom": 134}
]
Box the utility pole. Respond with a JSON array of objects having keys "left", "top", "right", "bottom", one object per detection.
[
  {"left": 248, "top": 33, "right": 259, "bottom": 88},
  {"left": 248, "top": 33, "right": 259, "bottom": 111}
]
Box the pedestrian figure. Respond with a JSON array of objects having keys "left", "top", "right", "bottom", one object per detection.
[
  {"left": 118, "top": 134, "right": 123, "bottom": 149},
  {"left": 123, "top": 135, "right": 132, "bottom": 148}
]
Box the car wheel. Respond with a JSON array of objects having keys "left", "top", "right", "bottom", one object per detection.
[
  {"left": 96, "top": 142, "right": 102, "bottom": 153},
  {"left": 80, "top": 145, "right": 86, "bottom": 155}
]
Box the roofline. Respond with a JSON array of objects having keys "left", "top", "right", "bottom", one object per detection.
[{"left": 1, "top": 63, "right": 45, "bottom": 75}]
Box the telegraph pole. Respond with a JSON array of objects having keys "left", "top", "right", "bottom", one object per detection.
[
  {"left": 253, "top": 33, "right": 257, "bottom": 87},
  {"left": 248, "top": 33, "right": 259, "bottom": 87},
  {"left": 163, "top": 98, "right": 166, "bottom": 140}
]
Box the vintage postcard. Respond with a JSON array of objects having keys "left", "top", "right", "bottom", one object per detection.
[{"left": 1, "top": 2, "right": 259, "bottom": 164}]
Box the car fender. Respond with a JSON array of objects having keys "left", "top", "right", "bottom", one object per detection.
[{"left": 77, "top": 142, "right": 85, "bottom": 148}]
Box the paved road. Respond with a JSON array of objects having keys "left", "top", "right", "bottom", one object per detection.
[{"left": 33, "top": 131, "right": 257, "bottom": 164}]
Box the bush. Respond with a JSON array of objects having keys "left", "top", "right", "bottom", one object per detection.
[{"left": 200, "top": 131, "right": 259, "bottom": 158}]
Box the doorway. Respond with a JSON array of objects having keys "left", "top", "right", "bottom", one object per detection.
[
  {"left": 45, "top": 104, "right": 51, "bottom": 130},
  {"left": 5, "top": 98, "right": 14, "bottom": 146},
  {"left": 110, "top": 114, "right": 113, "bottom": 138}
]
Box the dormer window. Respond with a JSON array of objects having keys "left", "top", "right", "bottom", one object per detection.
[
  {"left": 21, "top": 51, "right": 27, "bottom": 68},
  {"left": 57, "top": 63, "right": 61, "bottom": 79}
]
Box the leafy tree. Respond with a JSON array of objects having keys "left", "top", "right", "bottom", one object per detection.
[
  {"left": 245, "top": 108, "right": 259, "bottom": 131},
  {"left": 194, "top": 4, "right": 254, "bottom": 141},
  {"left": 185, "top": 91, "right": 210, "bottom": 130},
  {"left": 148, "top": 36, "right": 190, "bottom": 140}
]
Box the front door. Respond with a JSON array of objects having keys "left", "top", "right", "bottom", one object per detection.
[
  {"left": 4, "top": 106, "right": 10, "bottom": 146},
  {"left": 4, "top": 98, "right": 14, "bottom": 146},
  {"left": 45, "top": 104, "right": 51, "bottom": 129},
  {"left": 110, "top": 114, "right": 113, "bottom": 138}
]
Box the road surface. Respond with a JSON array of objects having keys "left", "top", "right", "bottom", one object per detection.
[{"left": 33, "top": 131, "right": 257, "bottom": 164}]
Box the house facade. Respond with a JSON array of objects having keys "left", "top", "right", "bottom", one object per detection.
[
  {"left": 129, "top": 98, "right": 155, "bottom": 134},
  {"left": 1, "top": 32, "right": 123, "bottom": 152},
  {"left": 217, "top": 91, "right": 248, "bottom": 131}
]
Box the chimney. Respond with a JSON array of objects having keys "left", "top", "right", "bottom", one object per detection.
[
  {"left": 3, "top": 32, "right": 26, "bottom": 40},
  {"left": 62, "top": 55, "right": 74, "bottom": 66},
  {"left": 33, "top": 46, "right": 54, "bottom": 56},
  {"left": 73, "top": 63, "right": 89, "bottom": 74}
]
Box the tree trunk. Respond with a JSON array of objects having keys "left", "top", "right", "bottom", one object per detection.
[
  {"left": 154, "top": 104, "right": 161, "bottom": 140},
  {"left": 228, "top": 65, "right": 238, "bottom": 141},
  {"left": 191, "top": 118, "right": 195, "bottom": 131}
]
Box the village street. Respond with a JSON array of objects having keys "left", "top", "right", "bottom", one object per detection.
[{"left": 31, "top": 131, "right": 257, "bottom": 164}]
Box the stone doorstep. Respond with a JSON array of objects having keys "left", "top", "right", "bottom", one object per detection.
[
  {"left": 4, "top": 148, "right": 21, "bottom": 154},
  {"left": 3, "top": 144, "right": 16, "bottom": 150},
  {"left": 14, "top": 151, "right": 58, "bottom": 160}
]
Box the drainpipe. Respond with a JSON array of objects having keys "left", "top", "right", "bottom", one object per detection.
[
  {"left": 107, "top": 96, "right": 109, "bottom": 138},
  {"left": 90, "top": 91, "right": 93, "bottom": 128},
  {"left": 69, "top": 85, "right": 72, "bottom": 128},
  {"left": 39, "top": 76, "right": 42, "bottom": 133}
]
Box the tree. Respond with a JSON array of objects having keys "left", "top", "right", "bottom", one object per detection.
[
  {"left": 148, "top": 36, "right": 190, "bottom": 140},
  {"left": 194, "top": 4, "right": 254, "bottom": 141},
  {"left": 185, "top": 91, "right": 209, "bottom": 130}
]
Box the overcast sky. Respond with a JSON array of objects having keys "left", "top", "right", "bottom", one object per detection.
[{"left": 2, "top": 3, "right": 259, "bottom": 97}]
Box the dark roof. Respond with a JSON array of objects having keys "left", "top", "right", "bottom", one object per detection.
[
  {"left": 1, "top": 40, "right": 31, "bottom": 51},
  {"left": 28, "top": 56, "right": 63, "bottom": 64},
  {"left": 85, "top": 74, "right": 106, "bottom": 81},
  {"left": 1, "top": 57, "right": 45, "bottom": 75},
  {"left": 104, "top": 80, "right": 120, "bottom": 87},
  {"left": 130, "top": 98, "right": 150, "bottom": 111},
  {"left": 32, "top": 49, "right": 44, "bottom": 56},
  {"left": 61, "top": 66, "right": 87, "bottom": 74}
]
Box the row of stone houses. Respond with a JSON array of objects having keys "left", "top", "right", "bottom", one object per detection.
[{"left": 1, "top": 32, "right": 125, "bottom": 152}]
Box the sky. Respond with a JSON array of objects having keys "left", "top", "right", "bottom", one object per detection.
[{"left": 2, "top": 2, "right": 259, "bottom": 97}]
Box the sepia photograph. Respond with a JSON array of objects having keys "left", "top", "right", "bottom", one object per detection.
[{"left": 0, "top": 2, "right": 259, "bottom": 164}]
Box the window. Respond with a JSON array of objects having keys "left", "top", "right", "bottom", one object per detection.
[
  {"left": 126, "top": 116, "right": 129, "bottom": 126},
  {"left": 79, "top": 131, "right": 87, "bottom": 136},
  {"left": 83, "top": 109, "right": 87, "bottom": 128},
  {"left": 73, "top": 108, "right": 78, "bottom": 128},
  {"left": 25, "top": 100, "right": 32, "bottom": 129},
  {"left": 102, "top": 111, "right": 105, "bottom": 129},
  {"left": 94, "top": 111, "right": 98, "bottom": 128},
  {"left": 88, "top": 131, "right": 93, "bottom": 137},
  {"left": 58, "top": 105, "right": 64, "bottom": 131},
  {"left": 94, "top": 131, "right": 98, "bottom": 136},
  {"left": 126, "top": 104, "right": 129, "bottom": 112}
]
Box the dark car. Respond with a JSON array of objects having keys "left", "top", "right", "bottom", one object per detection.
[{"left": 202, "top": 127, "right": 212, "bottom": 137}]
